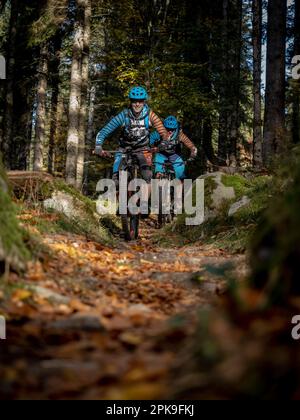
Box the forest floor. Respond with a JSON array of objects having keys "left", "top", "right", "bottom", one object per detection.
[{"left": 0, "top": 218, "right": 247, "bottom": 400}]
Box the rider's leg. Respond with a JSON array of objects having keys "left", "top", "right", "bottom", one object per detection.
[
  {"left": 154, "top": 153, "right": 168, "bottom": 178},
  {"left": 136, "top": 151, "right": 154, "bottom": 214},
  {"left": 170, "top": 154, "right": 186, "bottom": 180},
  {"left": 169, "top": 155, "right": 185, "bottom": 212},
  {"left": 112, "top": 152, "right": 123, "bottom": 190}
]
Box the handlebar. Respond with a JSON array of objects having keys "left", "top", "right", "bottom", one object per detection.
[{"left": 93, "top": 147, "right": 159, "bottom": 158}]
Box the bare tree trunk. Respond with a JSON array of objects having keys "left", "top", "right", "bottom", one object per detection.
[
  {"left": 263, "top": 0, "right": 287, "bottom": 167},
  {"left": 292, "top": 0, "right": 300, "bottom": 144},
  {"left": 65, "top": 0, "right": 84, "bottom": 187},
  {"left": 229, "top": 0, "right": 242, "bottom": 167},
  {"left": 2, "top": 0, "right": 18, "bottom": 169},
  {"left": 54, "top": 91, "right": 65, "bottom": 175},
  {"left": 203, "top": 117, "right": 220, "bottom": 169},
  {"left": 83, "top": 84, "right": 96, "bottom": 193},
  {"left": 252, "top": 0, "right": 263, "bottom": 167},
  {"left": 48, "top": 35, "right": 62, "bottom": 174},
  {"left": 76, "top": 0, "right": 91, "bottom": 191},
  {"left": 33, "top": 44, "right": 49, "bottom": 172},
  {"left": 86, "top": 84, "right": 96, "bottom": 147},
  {"left": 218, "top": 0, "right": 229, "bottom": 165}
]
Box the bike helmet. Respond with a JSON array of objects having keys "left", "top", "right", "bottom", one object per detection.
[
  {"left": 164, "top": 116, "right": 179, "bottom": 130},
  {"left": 129, "top": 86, "right": 148, "bottom": 100}
]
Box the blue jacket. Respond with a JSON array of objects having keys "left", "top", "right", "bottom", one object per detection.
[{"left": 96, "top": 105, "right": 151, "bottom": 149}]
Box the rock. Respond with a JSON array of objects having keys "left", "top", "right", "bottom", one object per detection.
[
  {"left": 44, "top": 191, "right": 80, "bottom": 219},
  {"left": 28, "top": 284, "right": 70, "bottom": 304},
  {"left": 200, "top": 172, "right": 236, "bottom": 210},
  {"left": 127, "top": 304, "right": 153, "bottom": 315},
  {"left": 228, "top": 196, "right": 251, "bottom": 217},
  {"left": 48, "top": 314, "right": 105, "bottom": 332}
]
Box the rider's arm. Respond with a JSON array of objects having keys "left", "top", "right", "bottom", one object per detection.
[
  {"left": 96, "top": 111, "right": 126, "bottom": 146},
  {"left": 150, "top": 111, "right": 169, "bottom": 141},
  {"left": 179, "top": 130, "right": 198, "bottom": 157},
  {"left": 150, "top": 130, "right": 161, "bottom": 146}
]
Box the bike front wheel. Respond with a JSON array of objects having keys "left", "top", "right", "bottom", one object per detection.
[{"left": 121, "top": 214, "right": 140, "bottom": 241}]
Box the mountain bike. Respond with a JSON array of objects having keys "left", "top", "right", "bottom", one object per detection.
[
  {"left": 155, "top": 158, "right": 194, "bottom": 229},
  {"left": 96, "top": 147, "right": 156, "bottom": 241}
]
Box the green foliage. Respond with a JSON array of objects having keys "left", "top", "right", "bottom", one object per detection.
[
  {"left": 0, "top": 1, "right": 10, "bottom": 53},
  {"left": 29, "top": 0, "right": 68, "bottom": 46}
]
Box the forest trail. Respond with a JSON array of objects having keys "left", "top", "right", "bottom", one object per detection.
[{"left": 0, "top": 220, "right": 246, "bottom": 400}]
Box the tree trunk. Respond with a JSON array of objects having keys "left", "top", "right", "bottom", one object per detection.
[
  {"left": 48, "top": 82, "right": 59, "bottom": 174},
  {"left": 229, "top": 0, "right": 242, "bottom": 167},
  {"left": 218, "top": 0, "right": 229, "bottom": 165},
  {"left": 33, "top": 44, "right": 49, "bottom": 172},
  {"left": 263, "top": 0, "right": 287, "bottom": 166},
  {"left": 203, "top": 117, "right": 220, "bottom": 169},
  {"left": 48, "top": 34, "right": 62, "bottom": 174},
  {"left": 252, "top": 0, "right": 263, "bottom": 167},
  {"left": 2, "top": 0, "right": 18, "bottom": 169},
  {"left": 65, "top": 0, "right": 84, "bottom": 187},
  {"left": 76, "top": 0, "right": 91, "bottom": 191},
  {"left": 83, "top": 84, "right": 96, "bottom": 194},
  {"left": 292, "top": 0, "right": 300, "bottom": 144}
]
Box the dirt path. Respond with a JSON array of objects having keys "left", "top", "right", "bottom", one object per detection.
[{"left": 0, "top": 222, "right": 245, "bottom": 400}]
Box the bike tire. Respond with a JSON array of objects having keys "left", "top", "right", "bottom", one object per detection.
[
  {"left": 121, "top": 214, "right": 133, "bottom": 241},
  {"left": 130, "top": 215, "right": 140, "bottom": 240},
  {"left": 119, "top": 162, "right": 141, "bottom": 241}
]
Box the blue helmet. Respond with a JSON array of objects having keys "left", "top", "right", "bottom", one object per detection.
[
  {"left": 129, "top": 86, "right": 148, "bottom": 100},
  {"left": 164, "top": 116, "right": 179, "bottom": 130}
]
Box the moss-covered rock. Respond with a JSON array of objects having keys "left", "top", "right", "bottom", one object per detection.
[
  {"left": 201, "top": 172, "right": 236, "bottom": 211},
  {"left": 11, "top": 175, "right": 119, "bottom": 246},
  {"left": 0, "top": 160, "right": 30, "bottom": 273},
  {"left": 42, "top": 185, "right": 117, "bottom": 245},
  {"left": 157, "top": 172, "right": 273, "bottom": 253}
]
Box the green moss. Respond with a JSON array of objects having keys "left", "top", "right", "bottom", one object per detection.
[
  {"left": 0, "top": 163, "right": 31, "bottom": 270},
  {"left": 204, "top": 177, "right": 218, "bottom": 209},
  {"left": 221, "top": 174, "right": 252, "bottom": 199}
]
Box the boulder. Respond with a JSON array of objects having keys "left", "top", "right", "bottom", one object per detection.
[
  {"left": 44, "top": 191, "right": 81, "bottom": 219},
  {"left": 200, "top": 172, "right": 236, "bottom": 210},
  {"left": 228, "top": 196, "right": 251, "bottom": 217}
]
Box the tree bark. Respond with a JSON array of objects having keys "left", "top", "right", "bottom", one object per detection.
[
  {"left": 48, "top": 33, "right": 62, "bottom": 174},
  {"left": 76, "top": 0, "right": 91, "bottom": 191},
  {"left": 83, "top": 84, "right": 96, "bottom": 194},
  {"left": 2, "top": 0, "right": 18, "bottom": 169},
  {"left": 229, "top": 0, "right": 242, "bottom": 167},
  {"left": 218, "top": 0, "right": 229, "bottom": 165},
  {"left": 292, "top": 0, "right": 300, "bottom": 144},
  {"left": 263, "top": 0, "right": 287, "bottom": 166},
  {"left": 252, "top": 0, "right": 263, "bottom": 167},
  {"left": 33, "top": 44, "right": 49, "bottom": 172},
  {"left": 65, "top": 0, "right": 84, "bottom": 187}
]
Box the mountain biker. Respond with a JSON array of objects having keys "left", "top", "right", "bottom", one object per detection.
[
  {"left": 95, "top": 87, "right": 169, "bottom": 188},
  {"left": 150, "top": 116, "right": 198, "bottom": 180}
]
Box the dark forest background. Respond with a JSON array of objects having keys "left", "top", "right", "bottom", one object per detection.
[{"left": 0, "top": 0, "right": 299, "bottom": 191}]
